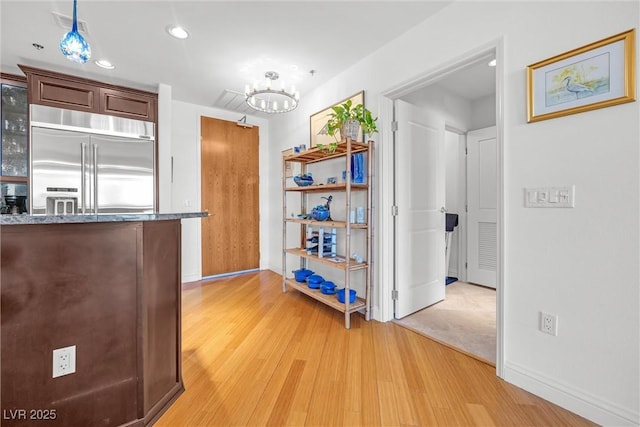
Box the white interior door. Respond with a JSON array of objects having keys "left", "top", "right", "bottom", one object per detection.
[
  {"left": 394, "top": 100, "right": 445, "bottom": 319},
  {"left": 467, "top": 126, "right": 497, "bottom": 288}
]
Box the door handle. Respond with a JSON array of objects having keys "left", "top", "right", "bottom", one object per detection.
[
  {"left": 81, "top": 143, "right": 86, "bottom": 214},
  {"left": 93, "top": 145, "right": 98, "bottom": 214},
  {"left": 440, "top": 207, "right": 447, "bottom": 213}
]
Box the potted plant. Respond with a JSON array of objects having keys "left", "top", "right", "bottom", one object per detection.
[{"left": 326, "top": 99, "right": 378, "bottom": 142}]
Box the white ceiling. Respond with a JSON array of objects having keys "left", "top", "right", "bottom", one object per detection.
[
  {"left": 0, "top": 1, "right": 494, "bottom": 117},
  {"left": 436, "top": 58, "right": 496, "bottom": 101}
]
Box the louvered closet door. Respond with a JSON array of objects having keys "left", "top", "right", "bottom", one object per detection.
[{"left": 467, "top": 126, "right": 497, "bottom": 288}]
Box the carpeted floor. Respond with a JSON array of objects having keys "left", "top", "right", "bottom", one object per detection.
[{"left": 394, "top": 281, "right": 496, "bottom": 364}]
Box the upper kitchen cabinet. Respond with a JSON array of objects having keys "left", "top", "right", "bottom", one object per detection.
[
  {"left": 19, "top": 65, "right": 157, "bottom": 122},
  {"left": 1, "top": 73, "right": 28, "bottom": 179}
]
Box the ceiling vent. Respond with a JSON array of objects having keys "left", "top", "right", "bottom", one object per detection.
[
  {"left": 215, "top": 89, "right": 263, "bottom": 116},
  {"left": 51, "top": 11, "right": 89, "bottom": 34}
]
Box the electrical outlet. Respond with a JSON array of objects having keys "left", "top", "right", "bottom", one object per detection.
[
  {"left": 540, "top": 312, "right": 558, "bottom": 336},
  {"left": 52, "top": 345, "right": 76, "bottom": 378}
]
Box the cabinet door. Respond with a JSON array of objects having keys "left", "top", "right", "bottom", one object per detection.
[
  {"left": 29, "top": 73, "right": 98, "bottom": 112},
  {"left": 1, "top": 83, "right": 28, "bottom": 177},
  {"left": 100, "top": 88, "right": 157, "bottom": 121},
  {"left": 142, "top": 220, "right": 182, "bottom": 419}
]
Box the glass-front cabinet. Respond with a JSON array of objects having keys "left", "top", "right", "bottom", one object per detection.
[
  {"left": 1, "top": 74, "right": 29, "bottom": 214},
  {"left": 1, "top": 80, "right": 28, "bottom": 178}
]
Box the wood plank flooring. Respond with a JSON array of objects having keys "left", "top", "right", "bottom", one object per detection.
[{"left": 156, "top": 270, "right": 595, "bottom": 427}]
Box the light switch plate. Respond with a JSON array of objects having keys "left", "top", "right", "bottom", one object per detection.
[{"left": 525, "top": 186, "right": 575, "bottom": 208}]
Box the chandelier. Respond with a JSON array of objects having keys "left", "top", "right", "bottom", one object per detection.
[
  {"left": 245, "top": 71, "right": 299, "bottom": 114},
  {"left": 59, "top": 0, "right": 91, "bottom": 63}
]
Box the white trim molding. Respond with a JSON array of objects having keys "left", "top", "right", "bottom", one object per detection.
[{"left": 504, "top": 361, "right": 639, "bottom": 426}]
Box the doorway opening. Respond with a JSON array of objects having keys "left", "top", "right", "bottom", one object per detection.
[{"left": 380, "top": 43, "right": 503, "bottom": 371}]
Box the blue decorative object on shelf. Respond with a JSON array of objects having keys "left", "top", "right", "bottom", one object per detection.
[
  {"left": 306, "top": 274, "right": 324, "bottom": 289},
  {"left": 310, "top": 195, "right": 333, "bottom": 221},
  {"left": 351, "top": 153, "right": 366, "bottom": 184},
  {"left": 321, "top": 281, "right": 336, "bottom": 295},
  {"left": 311, "top": 205, "right": 330, "bottom": 221},
  {"left": 60, "top": 0, "right": 91, "bottom": 64},
  {"left": 293, "top": 174, "right": 314, "bottom": 187},
  {"left": 293, "top": 268, "right": 314, "bottom": 282},
  {"left": 337, "top": 288, "right": 357, "bottom": 304}
]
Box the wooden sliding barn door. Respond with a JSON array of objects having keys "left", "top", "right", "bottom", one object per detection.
[{"left": 201, "top": 117, "right": 259, "bottom": 277}]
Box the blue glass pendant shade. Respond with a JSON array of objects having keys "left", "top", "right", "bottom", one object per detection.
[{"left": 60, "top": 0, "right": 91, "bottom": 63}]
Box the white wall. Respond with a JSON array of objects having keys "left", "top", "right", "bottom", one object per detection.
[
  {"left": 266, "top": 1, "right": 639, "bottom": 425},
  {"left": 470, "top": 94, "right": 496, "bottom": 130},
  {"left": 401, "top": 84, "right": 472, "bottom": 130},
  {"left": 168, "top": 101, "right": 270, "bottom": 282}
]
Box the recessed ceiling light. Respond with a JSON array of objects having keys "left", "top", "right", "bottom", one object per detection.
[
  {"left": 95, "top": 59, "right": 115, "bottom": 69},
  {"left": 488, "top": 59, "right": 497, "bottom": 67},
  {"left": 167, "top": 25, "right": 189, "bottom": 39}
]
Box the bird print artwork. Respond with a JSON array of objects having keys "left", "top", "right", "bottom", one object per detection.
[
  {"left": 545, "top": 61, "right": 609, "bottom": 107},
  {"left": 562, "top": 76, "right": 593, "bottom": 99}
]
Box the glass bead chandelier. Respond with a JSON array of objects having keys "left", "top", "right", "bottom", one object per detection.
[
  {"left": 60, "top": 0, "right": 91, "bottom": 64},
  {"left": 245, "top": 71, "right": 299, "bottom": 114}
]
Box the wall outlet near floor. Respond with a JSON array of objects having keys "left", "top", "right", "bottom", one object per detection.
[
  {"left": 540, "top": 312, "right": 558, "bottom": 336},
  {"left": 52, "top": 345, "right": 76, "bottom": 378}
]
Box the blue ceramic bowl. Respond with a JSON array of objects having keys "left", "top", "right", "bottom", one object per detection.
[
  {"left": 294, "top": 175, "right": 314, "bottom": 187},
  {"left": 311, "top": 207, "right": 330, "bottom": 221},
  {"left": 336, "top": 288, "right": 356, "bottom": 304},
  {"left": 293, "top": 268, "right": 314, "bottom": 283}
]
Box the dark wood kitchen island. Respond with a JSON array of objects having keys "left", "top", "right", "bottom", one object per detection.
[{"left": 0, "top": 212, "right": 206, "bottom": 427}]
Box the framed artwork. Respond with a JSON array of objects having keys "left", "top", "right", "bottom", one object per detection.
[
  {"left": 526, "top": 29, "right": 636, "bottom": 123},
  {"left": 310, "top": 91, "right": 364, "bottom": 147}
]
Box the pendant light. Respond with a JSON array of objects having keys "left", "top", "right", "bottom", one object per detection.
[
  {"left": 245, "top": 71, "right": 299, "bottom": 114},
  {"left": 59, "top": 0, "right": 91, "bottom": 63}
]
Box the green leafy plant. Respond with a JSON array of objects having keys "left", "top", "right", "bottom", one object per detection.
[
  {"left": 326, "top": 100, "right": 378, "bottom": 141},
  {"left": 316, "top": 142, "right": 338, "bottom": 154}
]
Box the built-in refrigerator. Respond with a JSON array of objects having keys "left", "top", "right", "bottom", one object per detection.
[{"left": 30, "top": 105, "right": 155, "bottom": 215}]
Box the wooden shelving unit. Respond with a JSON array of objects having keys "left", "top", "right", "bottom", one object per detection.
[{"left": 282, "top": 139, "right": 373, "bottom": 329}]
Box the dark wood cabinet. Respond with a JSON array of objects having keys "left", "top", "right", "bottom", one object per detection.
[
  {"left": 28, "top": 72, "right": 98, "bottom": 112},
  {"left": 100, "top": 88, "right": 156, "bottom": 121},
  {"left": 140, "top": 220, "right": 183, "bottom": 423},
  {"left": 19, "top": 65, "right": 157, "bottom": 122},
  {"left": 1, "top": 220, "right": 183, "bottom": 427}
]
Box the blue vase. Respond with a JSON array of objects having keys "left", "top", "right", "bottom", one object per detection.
[{"left": 351, "top": 153, "right": 365, "bottom": 184}]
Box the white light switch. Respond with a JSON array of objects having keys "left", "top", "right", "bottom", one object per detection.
[{"left": 525, "top": 186, "right": 575, "bottom": 208}]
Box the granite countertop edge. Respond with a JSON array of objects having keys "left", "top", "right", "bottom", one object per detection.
[{"left": 0, "top": 212, "right": 208, "bottom": 225}]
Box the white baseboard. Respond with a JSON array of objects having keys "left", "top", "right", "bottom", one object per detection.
[
  {"left": 503, "top": 361, "right": 639, "bottom": 426},
  {"left": 181, "top": 273, "right": 201, "bottom": 283}
]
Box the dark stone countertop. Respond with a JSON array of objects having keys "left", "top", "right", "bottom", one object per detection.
[{"left": 0, "top": 211, "right": 208, "bottom": 225}]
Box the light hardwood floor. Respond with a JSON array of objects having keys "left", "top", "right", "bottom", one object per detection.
[{"left": 156, "top": 270, "right": 595, "bottom": 426}]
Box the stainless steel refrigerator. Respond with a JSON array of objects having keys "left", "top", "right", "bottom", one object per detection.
[{"left": 30, "top": 105, "right": 155, "bottom": 215}]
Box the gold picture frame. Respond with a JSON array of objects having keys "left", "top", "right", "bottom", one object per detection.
[
  {"left": 309, "top": 91, "right": 364, "bottom": 147},
  {"left": 526, "top": 29, "right": 636, "bottom": 123}
]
